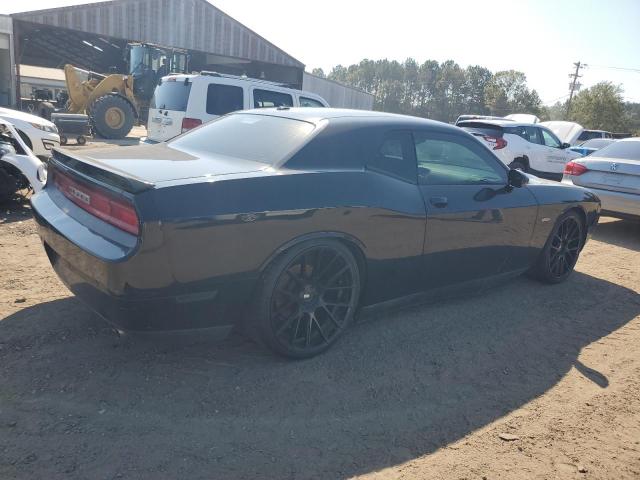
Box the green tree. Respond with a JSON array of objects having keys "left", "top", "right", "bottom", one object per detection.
[
  {"left": 485, "top": 70, "right": 542, "bottom": 116},
  {"left": 311, "top": 68, "right": 326, "bottom": 78},
  {"left": 569, "top": 82, "right": 627, "bottom": 131}
]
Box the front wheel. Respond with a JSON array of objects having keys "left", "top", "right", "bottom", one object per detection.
[
  {"left": 252, "top": 240, "right": 361, "bottom": 358},
  {"left": 529, "top": 211, "right": 584, "bottom": 284}
]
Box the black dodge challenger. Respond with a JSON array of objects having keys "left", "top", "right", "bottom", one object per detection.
[{"left": 32, "top": 108, "right": 600, "bottom": 358}]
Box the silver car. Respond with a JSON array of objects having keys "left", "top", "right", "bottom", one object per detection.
[{"left": 562, "top": 137, "right": 640, "bottom": 220}]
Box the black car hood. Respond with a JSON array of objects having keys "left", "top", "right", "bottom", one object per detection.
[{"left": 62, "top": 143, "right": 267, "bottom": 184}]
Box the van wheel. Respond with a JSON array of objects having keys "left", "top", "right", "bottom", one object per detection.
[
  {"left": 252, "top": 239, "right": 361, "bottom": 358},
  {"left": 510, "top": 159, "right": 527, "bottom": 172}
]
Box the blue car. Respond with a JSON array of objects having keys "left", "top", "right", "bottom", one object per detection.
[{"left": 569, "top": 138, "right": 616, "bottom": 157}]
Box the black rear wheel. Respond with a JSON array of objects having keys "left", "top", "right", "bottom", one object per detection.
[
  {"left": 530, "top": 211, "right": 583, "bottom": 283},
  {"left": 253, "top": 240, "right": 361, "bottom": 358}
]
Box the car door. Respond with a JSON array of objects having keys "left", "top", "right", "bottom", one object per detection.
[
  {"left": 539, "top": 127, "right": 573, "bottom": 173},
  {"left": 414, "top": 130, "right": 539, "bottom": 289}
]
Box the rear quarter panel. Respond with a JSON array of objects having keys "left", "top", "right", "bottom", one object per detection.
[
  {"left": 525, "top": 179, "right": 600, "bottom": 249},
  {"left": 153, "top": 170, "right": 427, "bottom": 305}
]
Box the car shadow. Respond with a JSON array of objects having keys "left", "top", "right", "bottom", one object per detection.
[
  {"left": 1, "top": 271, "right": 638, "bottom": 479},
  {"left": 593, "top": 217, "right": 640, "bottom": 252}
]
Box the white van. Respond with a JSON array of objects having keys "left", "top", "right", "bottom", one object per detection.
[{"left": 146, "top": 72, "right": 329, "bottom": 142}]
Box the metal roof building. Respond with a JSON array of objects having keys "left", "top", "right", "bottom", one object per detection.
[{"left": 12, "top": 0, "right": 305, "bottom": 87}]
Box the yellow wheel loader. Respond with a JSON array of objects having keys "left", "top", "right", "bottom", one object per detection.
[
  {"left": 60, "top": 44, "right": 189, "bottom": 139},
  {"left": 64, "top": 65, "right": 138, "bottom": 139}
]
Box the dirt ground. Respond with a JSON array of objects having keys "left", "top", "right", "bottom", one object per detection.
[{"left": 0, "top": 199, "right": 639, "bottom": 480}]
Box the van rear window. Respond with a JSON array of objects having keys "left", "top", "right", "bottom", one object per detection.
[{"left": 151, "top": 80, "right": 192, "bottom": 111}]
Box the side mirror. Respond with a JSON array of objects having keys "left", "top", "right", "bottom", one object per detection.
[
  {"left": 561, "top": 142, "right": 571, "bottom": 149},
  {"left": 508, "top": 168, "right": 528, "bottom": 188}
]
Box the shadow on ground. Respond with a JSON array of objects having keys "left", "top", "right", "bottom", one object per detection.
[
  {"left": 592, "top": 218, "right": 640, "bottom": 252},
  {"left": 1, "top": 269, "right": 639, "bottom": 480}
]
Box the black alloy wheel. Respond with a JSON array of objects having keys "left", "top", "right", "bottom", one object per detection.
[
  {"left": 255, "top": 240, "right": 361, "bottom": 358},
  {"left": 530, "top": 211, "right": 584, "bottom": 283}
]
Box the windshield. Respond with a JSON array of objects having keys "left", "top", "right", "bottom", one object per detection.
[
  {"left": 169, "top": 114, "right": 316, "bottom": 165},
  {"left": 150, "top": 80, "right": 192, "bottom": 111},
  {"left": 591, "top": 140, "right": 640, "bottom": 160}
]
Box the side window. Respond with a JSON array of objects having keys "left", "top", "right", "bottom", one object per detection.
[
  {"left": 414, "top": 132, "right": 506, "bottom": 186},
  {"left": 206, "top": 84, "right": 244, "bottom": 115},
  {"left": 524, "top": 126, "right": 541, "bottom": 144},
  {"left": 366, "top": 131, "right": 416, "bottom": 183},
  {"left": 505, "top": 126, "right": 540, "bottom": 144},
  {"left": 299, "top": 97, "right": 325, "bottom": 108},
  {"left": 541, "top": 128, "right": 561, "bottom": 148},
  {"left": 253, "top": 89, "right": 294, "bottom": 108}
]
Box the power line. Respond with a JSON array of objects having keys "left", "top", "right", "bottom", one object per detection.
[{"left": 589, "top": 65, "right": 640, "bottom": 74}]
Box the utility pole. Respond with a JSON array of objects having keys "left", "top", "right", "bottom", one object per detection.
[{"left": 566, "top": 61, "right": 586, "bottom": 117}]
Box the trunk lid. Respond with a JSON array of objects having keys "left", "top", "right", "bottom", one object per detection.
[
  {"left": 52, "top": 143, "right": 266, "bottom": 188},
  {"left": 573, "top": 157, "right": 640, "bottom": 195}
]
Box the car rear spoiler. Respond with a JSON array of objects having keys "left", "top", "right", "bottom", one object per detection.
[{"left": 50, "top": 149, "right": 154, "bottom": 194}]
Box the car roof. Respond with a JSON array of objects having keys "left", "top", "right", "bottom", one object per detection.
[
  {"left": 235, "top": 107, "right": 462, "bottom": 133},
  {"left": 458, "top": 119, "right": 537, "bottom": 127}
]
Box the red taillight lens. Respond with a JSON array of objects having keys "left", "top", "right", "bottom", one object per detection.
[
  {"left": 181, "top": 117, "right": 202, "bottom": 133},
  {"left": 53, "top": 169, "right": 139, "bottom": 235},
  {"left": 564, "top": 161, "right": 588, "bottom": 176},
  {"left": 483, "top": 135, "right": 507, "bottom": 150}
]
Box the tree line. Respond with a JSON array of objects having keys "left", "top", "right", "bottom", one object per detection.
[{"left": 312, "top": 59, "right": 639, "bottom": 133}]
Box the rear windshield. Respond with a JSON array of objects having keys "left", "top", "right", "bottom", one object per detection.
[
  {"left": 168, "top": 114, "right": 316, "bottom": 165},
  {"left": 459, "top": 122, "right": 503, "bottom": 137},
  {"left": 150, "top": 80, "right": 192, "bottom": 111},
  {"left": 591, "top": 140, "right": 640, "bottom": 161}
]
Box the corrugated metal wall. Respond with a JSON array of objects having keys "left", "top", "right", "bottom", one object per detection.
[
  {"left": 13, "top": 0, "right": 303, "bottom": 68},
  {"left": 303, "top": 73, "right": 374, "bottom": 110}
]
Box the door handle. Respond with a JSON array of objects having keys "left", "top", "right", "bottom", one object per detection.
[{"left": 430, "top": 196, "right": 448, "bottom": 208}]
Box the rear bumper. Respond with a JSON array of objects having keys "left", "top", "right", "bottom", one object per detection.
[
  {"left": 588, "top": 187, "right": 640, "bottom": 219},
  {"left": 31, "top": 189, "right": 249, "bottom": 334}
]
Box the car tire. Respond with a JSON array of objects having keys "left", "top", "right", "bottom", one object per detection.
[
  {"left": 60, "top": 135, "right": 68, "bottom": 145},
  {"left": 91, "top": 95, "right": 135, "bottom": 139},
  {"left": 529, "top": 210, "right": 584, "bottom": 284},
  {"left": 251, "top": 239, "right": 361, "bottom": 358},
  {"left": 0, "top": 168, "right": 17, "bottom": 204},
  {"left": 76, "top": 136, "right": 86, "bottom": 145},
  {"left": 510, "top": 159, "right": 527, "bottom": 172}
]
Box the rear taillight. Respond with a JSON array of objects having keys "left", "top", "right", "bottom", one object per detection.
[
  {"left": 564, "top": 161, "right": 588, "bottom": 176},
  {"left": 483, "top": 135, "right": 507, "bottom": 150},
  {"left": 181, "top": 117, "right": 202, "bottom": 133},
  {"left": 53, "top": 169, "right": 139, "bottom": 235}
]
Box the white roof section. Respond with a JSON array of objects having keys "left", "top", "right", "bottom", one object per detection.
[{"left": 19, "top": 64, "right": 66, "bottom": 82}]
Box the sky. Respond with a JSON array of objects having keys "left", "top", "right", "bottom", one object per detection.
[{"left": 5, "top": 0, "right": 640, "bottom": 104}]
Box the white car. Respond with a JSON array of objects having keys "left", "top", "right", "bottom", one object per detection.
[
  {"left": 0, "top": 107, "right": 60, "bottom": 160},
  {"left": 146, "top": 72, "right": 329, "bottom": 142},
  {"left": 562, "top": 137, "right": 640, "bottom": 220},
  {"left": 458, "top": 119, "right": 582, "bottom": 180},
  {"left": 0, "top": 118, "right": 47, "bottom": 202}
]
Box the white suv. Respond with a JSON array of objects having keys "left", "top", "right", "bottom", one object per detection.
[
  {"left": 146, "top": 72, "right": 329, "bottom": 142},
  {"left": 458, "top": 119, "right": 582, "bottom": 180}
]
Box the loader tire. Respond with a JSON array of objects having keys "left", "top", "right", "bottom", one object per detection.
[{"left": 91, "top": 95, "right": 135, "bottom": 139}]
